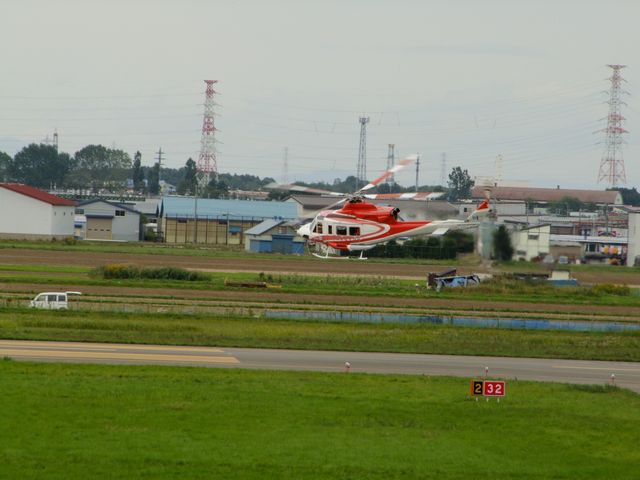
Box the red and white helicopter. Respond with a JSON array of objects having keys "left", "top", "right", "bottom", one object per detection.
[{"left": 273, "top": 155, "right": 492, "bottom": 258}]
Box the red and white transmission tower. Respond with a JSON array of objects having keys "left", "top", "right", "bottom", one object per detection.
[
  {"left": 598, "top": 65, "right": 628, "bottom": 188},
  {"left": 197, "top": 80, "right": 219, "bottom": 190}
]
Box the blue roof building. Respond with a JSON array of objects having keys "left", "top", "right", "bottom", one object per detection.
[
  {"left": 159, "top": 197, "right": 298, "bottom": 221},
  {"left": 244, "top": 219, "right": 305, "bottom": 255}
]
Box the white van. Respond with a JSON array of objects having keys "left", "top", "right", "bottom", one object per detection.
[{"left": 29, "top": 291, "right": 82, "bottom": 310}]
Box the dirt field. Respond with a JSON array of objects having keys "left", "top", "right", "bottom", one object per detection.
[{"left": 0, "top": 248, "right": 638, "bottom": 284}]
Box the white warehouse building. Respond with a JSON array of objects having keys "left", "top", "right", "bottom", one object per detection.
[{"left": 0, "top": 183, "right": 75, "bottom": 240}]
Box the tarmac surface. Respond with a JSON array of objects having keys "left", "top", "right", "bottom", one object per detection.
[{"left": 2, "top": 339, "right": 638, "bottom": 393}]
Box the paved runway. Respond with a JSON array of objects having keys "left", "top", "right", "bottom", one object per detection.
[{"left": 1, "top": 339, "right": 638, "bottom": 392}]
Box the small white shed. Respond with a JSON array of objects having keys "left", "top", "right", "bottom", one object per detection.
[{"left": 509, "top": 223, "right": 551, "bottom": 261}]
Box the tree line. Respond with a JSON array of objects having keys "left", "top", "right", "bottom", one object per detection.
[
  {"left": 268, "top": 166, "right": 475, "bottom": 200},
  {"left": 0, "top": 143, "right": 276, "bottom": 198},
  {"left": 0, "top": 143, "right": 476, "bottom": 200},
  {"left": 0, "top": 143, "right": 144, "bottom": 193},
  {"left": 8, "top": 144, "right": 631, "bottom": 208}
]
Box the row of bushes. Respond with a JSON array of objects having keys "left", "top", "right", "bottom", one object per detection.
[
  {"left": 367, "top": 240, "right": 456, "bottom": 259},
  {"left": 366, "top": 231, "right": 475, "bottom": 260},
  {"left": 469, "top": 276, "right": 632, "bottom": 297},
  {"left": 92, "top": 264, "right": 207, "bottom": 281}
]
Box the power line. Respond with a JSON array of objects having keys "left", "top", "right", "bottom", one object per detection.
[{"left": 0, "top": 92, "right": 202, "bottom": 100}]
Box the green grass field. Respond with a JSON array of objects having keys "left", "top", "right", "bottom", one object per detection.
[
  {"left": 0, "top": 361, "right": 637, "bottom": 479},
  {"left": 1, "top": 263, "right": 639, "bottom": 308},
  {"left": 2, "top": 309, "right": 639, "bottom": 361}
]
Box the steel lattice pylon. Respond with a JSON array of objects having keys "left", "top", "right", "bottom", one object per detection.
[
  {"left": 598, "top": 65, "right": 628, "bottom": 188},
  {"left": 197, "top": 80, "right": 218, "bottom": 190}
]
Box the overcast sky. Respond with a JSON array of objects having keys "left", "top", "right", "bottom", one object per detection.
[{"left": 1, "top": 0, "right": 639, "bottom": 189}]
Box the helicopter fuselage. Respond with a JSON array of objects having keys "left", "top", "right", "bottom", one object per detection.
[{"left": 297, "top": 199, "right": 467, "bottom": 252}]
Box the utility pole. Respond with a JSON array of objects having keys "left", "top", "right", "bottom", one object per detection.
[
  {"left": 282, "top": 146, "right": 289, "bottom": 184},
  {"left": 356, "top": 116, "right": 370, "bottom": 190},
  {"left": 193, "top": 189, "right": 199, "bottom": 244},
  {"left": 415, "top": 154, "right": 420, "bottom": 192},
  {"left": 598, "top": 65, "right": 628, "bottom": 187},
  {"left": 440, "top": 152, "right": 447, "bottom": 187},
  {"left": 495, "top": 154, "right": 503, "bottom": 187},
  {"left": 155, "top": 147, "right": 164, "bottom": 185}
]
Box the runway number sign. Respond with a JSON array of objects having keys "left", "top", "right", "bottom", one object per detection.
[
  {"left": 483, "top": 381, "right": 505, "bottom": 397},
  {"left": 470, "top": 380, "right": 484, "bottom": 396},
  {"left": 470, "top": 380, "right": 506, "bottom": 398}
]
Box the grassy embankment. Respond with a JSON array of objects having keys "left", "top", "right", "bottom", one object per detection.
[
  {"left": 1, "top": 309, "right": 640, "bottom": 361},
  {"left": 0, "top": 361, "right": 638, "bottom": 479}
]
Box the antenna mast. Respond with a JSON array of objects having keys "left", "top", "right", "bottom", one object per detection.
[
  {"left": 598, "top": 65, "right": 628, "bottom": 188},
  {"left": 440, "top": 152, "right": 447, "bottom": 187},
  {"left": 197, "top": 80, "right": 219, "bottom": 191},
  {"left": 356, "top": 116, "right": 369, "bottom": 189}
]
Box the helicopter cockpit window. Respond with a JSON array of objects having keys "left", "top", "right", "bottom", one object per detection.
[
  {"left": 349, "top": 226, "right": 360, "bottom": 236},
  {"left": 336, "top": 226, "right": 347, "bottom": 236},
  {"left": 315, "top": 222, "right": 323, "bottom": 234}
]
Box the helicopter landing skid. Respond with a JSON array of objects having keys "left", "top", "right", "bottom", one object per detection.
[
  {"left": 355, "top": 250, "right": 368, "bottom": 260},
  {"left": 312, "top": 252, "right": 349, "bottom": 260},
  {"left": 311, "top": 250, "right": 367, "bottom": 260}
]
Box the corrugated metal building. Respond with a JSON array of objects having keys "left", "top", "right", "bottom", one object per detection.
[
  {"left": 76, "top": 199, "right": 141, "bottom": 241},
  {"left": 158, "top": 197, "right": 298, "bottom": 244},
  {"left": 472, "top": 186, "right": 622, "bottom": 206}
]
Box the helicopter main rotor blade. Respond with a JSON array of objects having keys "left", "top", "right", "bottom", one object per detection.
[
  {"left": 264, "top": 182, "right": 344, "bottom": 196},
  {"left": 356, "top": 154, "right": 418, "bottom": 193}
]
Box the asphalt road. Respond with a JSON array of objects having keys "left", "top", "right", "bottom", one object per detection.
[{"left": 1, "top": 339, "right": 638, "bottom": 393}]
